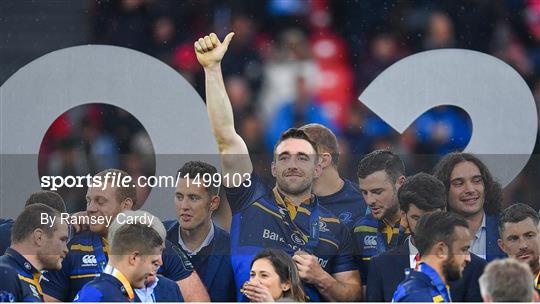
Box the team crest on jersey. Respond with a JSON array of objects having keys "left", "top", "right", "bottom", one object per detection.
[
  {"left": 318, "top": 221, "right": 330, "bottom": 232},
  {"left": 81, "top": 254, "right": 97, "bottom": 267},
  {"left": 278, "top": 207, "right": 287, "bottom": 217},
  {"left": 364, "top": 235, "right": 377, "bottom": 248},
  {"left": 338, "top": 212, "right": 353, "bottom": 224},
  {"left": 291, "top": 232, "right": 306, "bottom": 245}
]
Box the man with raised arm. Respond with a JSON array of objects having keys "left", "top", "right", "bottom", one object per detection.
[{"left": 194, "top": 33, "right": 361, "bottom": 301}]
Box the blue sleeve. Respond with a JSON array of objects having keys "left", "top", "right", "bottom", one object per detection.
[
  {"left": 73, "top": 285, "right": 103, "bottom": 302},
  {"left": 329, "top": 223, "right": 357, "bottom": 274},
  {"left": 159, "top": 241, "right": 192, "bottom": 281},
  {"left": 224, "top": 174, "right": 268, "bottom": 213},
  {"left": 41, "top": 260, "right": 71, "bottom": 301},
  {"left": 366, "top": 256, "right": 384, "bottom": 301},
  {"left": 0, "top": 264, "right": 21, "bottom": 302},
  {"left": 0, "top": 221, "right": 14, "bottom": 255},
  {"left": 392, "top": 285, "right": 433, "bottom": 302}
]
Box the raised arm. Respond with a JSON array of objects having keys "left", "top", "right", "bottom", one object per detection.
[{"left": 194, "top": 33, "right": 253, "bottom": 185}]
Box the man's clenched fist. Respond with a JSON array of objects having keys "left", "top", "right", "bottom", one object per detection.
[{"left": 194, "top": 32, "right": 234, "bottom": 69}]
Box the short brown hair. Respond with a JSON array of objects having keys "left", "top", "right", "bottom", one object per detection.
[
  {"left": 299, "top": 123, "right": 339, "bottom": 167},
  {"left": 110, "top": 223, "right": 163, "bottom": 256},
  {"left": 11, "top": 204, "right": 61, "bottom": 243},
  {"left": 273, "top": 128, "right": 319, "bottom": 162},
  {"left": 95, "top": 169, "right": 137, "bottom": 206},
  {"left": 177, "top": 161, "right": 219, "bottom": 196},
  {"left": 26, "top": 190, "right": 66, "bottom": 213}
]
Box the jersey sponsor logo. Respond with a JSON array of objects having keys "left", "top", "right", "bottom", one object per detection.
[
  {"left": 262, "top": 229, "right": 284, "bottom": 242},
  {"left": 364, "top": 235, "right": 377, "bottom": 248},
  {"left": 291, "top": 232, "right": 306, "bottom": 246},
  {"left": 317, "top": 257, "right": 329, "bottom": 268},
  {"left": 81, "top": 254, "right": 97, "bottom": 266},
  {"left": 318, "top": 221, "right": 329, "bottom": 232},
  {"left": 338, "top": 212, "right": 353, "bottom": 224}
]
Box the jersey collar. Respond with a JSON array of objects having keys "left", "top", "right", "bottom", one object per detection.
[
  {"left": 273, "top": 187, "right": 314, "bottom": 220},
  {"left": 103, "top": 264, "right": 135, "bottom": 301},
  {"left": 5, "top": 247, "right": 41, "bottom": 274},
  {"left": 419, "top": 262, "right": 451, "bottom": 302}
]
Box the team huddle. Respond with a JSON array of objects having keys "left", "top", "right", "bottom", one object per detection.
[{"left": 0, "top": 32, "right": 538, "bottom": 302}]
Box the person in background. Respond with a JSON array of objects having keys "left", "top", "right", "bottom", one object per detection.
[
  {"left": 242, "top": 248, "right": 306, "bottom": 302},
  {"left": 479, "top": 258, "right": 539, "bottom": 302},
  {"left": 392, "top": 211, "right": 472, "bottom": 302},
  {"left": 497, "top": 203, "right": 540, "bottom": 291},
  {"left": 433, "top": 152, "right": 504, "bottom": 261}
]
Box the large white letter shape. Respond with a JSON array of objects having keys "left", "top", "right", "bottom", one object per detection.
[
  {"left": 0, "top": 45, "right": 218, "bottom": 218},
  {"left": 360, "top": 49, "right": 538, "bottom": 187}
]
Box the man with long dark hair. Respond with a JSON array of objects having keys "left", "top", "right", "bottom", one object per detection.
[{"left": 433, "top": 152, "right": 504, "bottom": 261}]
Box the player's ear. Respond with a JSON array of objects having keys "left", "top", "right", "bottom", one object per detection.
[
  {"left": 434, "top": 241, "right": 447, "bottom": 259},
  {"left": 32, "top": 228, "right": 45, "bottom": 246},
  {"left": 121, "top": 198, "right": 134, "bottom": 210},
  {"left": 497, "top": 239, "right": 506, "bottom": 254},
  {"left": 320, "top": 152, "right": 332, "bottom": 169},
  {"left": 314, "top": 157, "right": 323, "bottom": 178},
  {"left": 395, "top": 175, "right": 406, "bottom": 189},
  {"left": 129, "top": 251, "right": 140, "bottom": 266},
  {"left": 271, "top": 160, "right": 277, "bottom": 177},
  {"left": 209, "top": 194, "right": 220, "bottom": 212}
]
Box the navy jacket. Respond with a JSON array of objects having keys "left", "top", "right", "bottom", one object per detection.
[
  {"left": 0, "top": 219, "right": 14, "bottom": 255},
  {"left": 164, "top": 221, "right": 236, "bottom": 302},
  {"left": 367, "top": 242, "right": 486, "bottom": 302},
  {"left": 134, "top": 275, "right": 183, "bottom": 302},
  {"left": 486, "top": 214, "right": 505, "bottom": 262}
]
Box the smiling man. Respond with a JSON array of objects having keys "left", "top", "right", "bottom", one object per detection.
[
  {"left": 367, "top": 173, "right": 486, "bottom": 302},
  {"left": 194, "top": 32, "right": 361, "bottom": 301},
  {"left": 41, "top": 168, "right": 209, "bottom": 302},
  {"left": 497, "top": 203, "right": 540, "bottom": 291},
  {"left": 433, "top": 152, "right": 505, "bottom": 261},
  {"left": 352, "top": 149, "right": 408, "bottom": 286},
  {"left": 163, "top": 161, "right": 236, "bottom": 302}
]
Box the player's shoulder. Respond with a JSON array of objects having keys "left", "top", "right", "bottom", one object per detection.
[
  {"left": 0, "top": 267, "right": 18, "bottom": 301},
  {"left": 74, "top": 279, "right": 105, "bottom": 302},
  {"left": 0, "top": 219, "right": 14, "bottom": 229},
  {"left": 318, "top": 204, "right": 339, "bottom": 220},
  {"left": 214, "top": 225, "right": 230, "bottom": 240},
  {"left": 0, "top": 263, "right": 19, "bottom": 280},
  {"left": 343, "top": 179, "right": 362, "bottom": 194},
  {"left": 353, "top": 213, "right": 377, "bottom": 229},
  {"left": 69, "top": 230, "right": 95, "bottom": 246}
]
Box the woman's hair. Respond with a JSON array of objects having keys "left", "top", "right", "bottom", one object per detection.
[{"left": 251, "top": 248, "right": 306, "bottom": 302}]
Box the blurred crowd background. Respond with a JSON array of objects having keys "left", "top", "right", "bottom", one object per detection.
[{"left": 8, "top": 0, "right": 540, "bottom": 213}]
